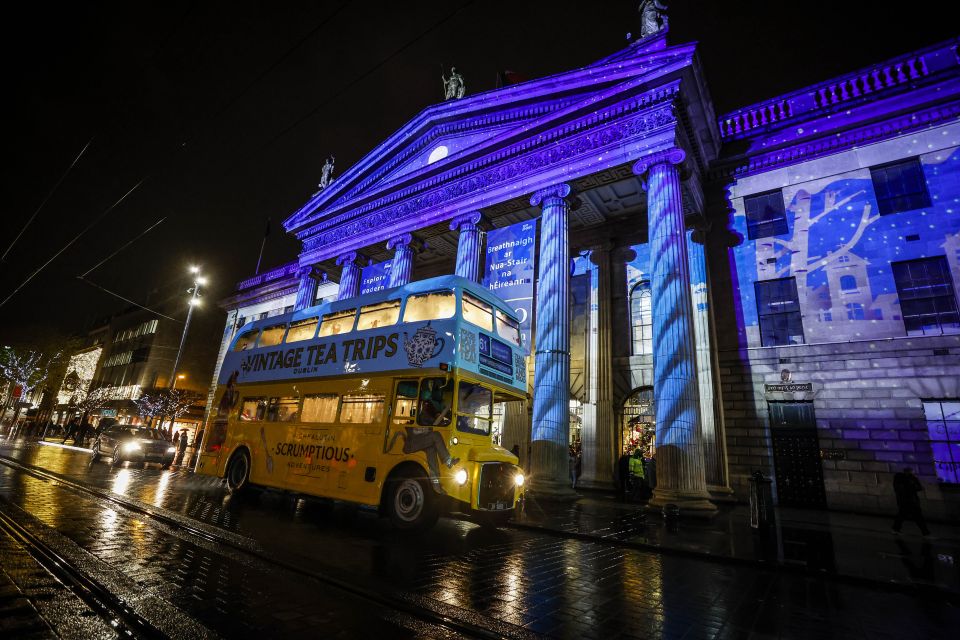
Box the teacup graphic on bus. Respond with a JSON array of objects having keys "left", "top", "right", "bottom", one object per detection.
[{"left": 403, "top": 323, "right": 445, "bottom": 368}]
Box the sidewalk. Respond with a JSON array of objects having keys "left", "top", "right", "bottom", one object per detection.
[{"left": 514, "top": 489, "right": 960, "bottom": 597}]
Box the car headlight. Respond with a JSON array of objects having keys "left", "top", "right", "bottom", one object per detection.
[
  {"left": 166, "top": 447, "right": 176, "bottom": 454},
  {"left": 514, "top": 473, "right": 525, "bottom": 487},
  {"left": 453, "top": 468, "right": 468, "bottom": 485},
  {"left": 122, "top": 442, "right": 142, "bottom": 453}
]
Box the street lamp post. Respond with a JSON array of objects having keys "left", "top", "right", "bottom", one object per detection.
[{"left": 170, "top": 266, "right": 205, "bottom": 388}]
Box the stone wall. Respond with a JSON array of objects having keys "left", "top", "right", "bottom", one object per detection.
[{"left": 717, "top": 334, "right": 960, "bottom": 520}]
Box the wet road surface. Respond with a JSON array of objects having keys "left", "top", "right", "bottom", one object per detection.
[{"left": 1, "top": 439, "right": 957, "bottom": 639}]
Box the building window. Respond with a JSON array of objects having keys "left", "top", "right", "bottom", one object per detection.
[
  {"left": 923, "top": 400, "right": 960, "bottom": 483},
  {"left": 870, "top": 158, "right": 931, "bottom": 216},
  {"left": 839, "top": 275, "right": 857, "bottom": 291},
  {"left": 755, "top": 277, "right": 804, "bottom": 346},
  {"left": 744, "top": 190, "right": 788, "bottom": 240},
  {"left": 630, "top": 282, "right": 652, "bottom": 355},
  {"left": 892, "top": 257, "right": 960, "bottom": 336},
  {"left": 845, "top": 302, "right": 865, "bottom": 320}
]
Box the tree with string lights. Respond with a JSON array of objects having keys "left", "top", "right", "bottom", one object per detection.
[{"left": 0, "top": 346, "right": 62, "bottom": 436}]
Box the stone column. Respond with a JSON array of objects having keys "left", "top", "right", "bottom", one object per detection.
[
  {"left": 387, "top": 233, "right": 416, "bottom": 288},
  {"left": 633, "top": 149, "right": 715, "bottom": 514},
  {"left": 335, "top": 252, "right": 362, "bottom": 301},
  {"left": 449, "top": 211, "right": 484, "bottom": 282},
  {"left": 294, "top": 265, "right": 326, "bottom": 310},
  {"left": 687, "top": 226, "right": 731, "bottom": 494},
  {"left": 580, "top": 243, "right": 616, "bottom": 488},
  {"left": 528, "top": 183, "right": 576, "bottom": 498}
]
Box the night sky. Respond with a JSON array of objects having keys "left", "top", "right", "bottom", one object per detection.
[{"left": 2, "top": 0, "right": 955, "bottom": 355}]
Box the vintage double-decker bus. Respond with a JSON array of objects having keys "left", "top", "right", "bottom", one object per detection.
[{"left": 196, "top": 275, "right": 528, "bottom": 529}]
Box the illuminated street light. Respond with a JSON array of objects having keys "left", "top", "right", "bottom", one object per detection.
[{"left": 169, "top": 266, "right": 205, "bottom": 388}]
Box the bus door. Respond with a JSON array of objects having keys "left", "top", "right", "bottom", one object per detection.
[{"left": 385, "top": 379, "right": 419, "bottom": 455}]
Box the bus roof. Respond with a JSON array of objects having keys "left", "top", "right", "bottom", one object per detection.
[{"left": 240, "top": 274, "right": 518, "bottom": 332}]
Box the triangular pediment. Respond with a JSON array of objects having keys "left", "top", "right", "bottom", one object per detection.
[{"left": 285, "top": 32, "right": 698, "bottom": 235}]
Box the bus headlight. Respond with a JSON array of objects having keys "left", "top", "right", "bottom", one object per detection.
[
  {"left": 514, "top": 473, "right": 525, "bottom": 487},
  {"left": 453, "top": 468, "right": 468, "bottom": 485},
  {"left": 122, "top": 442, "right": 142, "bottom": 454}
]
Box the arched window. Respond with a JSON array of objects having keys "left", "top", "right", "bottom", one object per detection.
[
  {"left": 630, "top": 281, "right": 652, "bottom": 355},
  {"left": 846, "top": 302, "right": 865, "bottom": 320},
  {"left": 839, "top": 275, "right": 857, "bottom": 291}
]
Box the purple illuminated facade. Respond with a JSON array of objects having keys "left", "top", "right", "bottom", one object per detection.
[{"left": 212, "top": 33, "right": 960, "bottom": 517}]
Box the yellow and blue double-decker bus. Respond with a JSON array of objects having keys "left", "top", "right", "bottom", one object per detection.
[{"left": 196, "top": 275, "right": 527, "bottom": 529}]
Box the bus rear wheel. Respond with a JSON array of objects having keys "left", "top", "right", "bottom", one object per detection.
[
  {"left": 387, "top": 471, "right": 438, "bottom": 531},
  {"left": 226, "top": 450, "right": 252, "bottom": 494}
]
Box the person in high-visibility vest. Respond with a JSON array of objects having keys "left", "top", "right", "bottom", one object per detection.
[{"left": 628, "top": 449, "right": 645, "bottom": 500}]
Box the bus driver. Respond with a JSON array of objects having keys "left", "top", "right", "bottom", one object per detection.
[{"left": 386, "top": 379, "right": 459, "bottom": 490}]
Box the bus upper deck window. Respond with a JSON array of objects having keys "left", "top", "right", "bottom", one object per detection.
[
  {"left": 258, "top": 323, "right": 287, "bottom": 348},
  {"left": 285, "top": 317, "right": 319, "bottom": 343},
  {"left": 463, "top": 292, "right": 493, "bottom": 331},
  {"left": 340, "top": 393, "right": 385, "bottom": 424},
  {"left": 302, "top": 393, "right": 339, "bottom": 422},
  {"left": 403, "top": 291, "right": 455, "bottom": 323},
  {"left": 318, "top": 309, "right": 357, "bottom": 337},
  {"left": 495, "top": 309, "right": 522, "bottom": 346},
  {"left": 356, "top": 300, "right": 401, "bottom": 331},
  {"left": 233, "top": 330, "right": 259, "bottom": 351},
  {"left": 239, "top": 397, "right": 267, "bottom": 421}
]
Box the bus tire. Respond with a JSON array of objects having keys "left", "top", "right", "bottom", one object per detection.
[
  {"left": 386, "top": 469, "right": 438, "bottom": 531},
  {"left": 226, "top": 449, "right": 252, "bottom": 494}
]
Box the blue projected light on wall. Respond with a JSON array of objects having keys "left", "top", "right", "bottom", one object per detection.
[{"left": 732, "top": 148, "right": 960, "bottom": 345}]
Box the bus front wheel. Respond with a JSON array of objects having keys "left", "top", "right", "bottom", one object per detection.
[
  {"left": 226, "top": 450, "right": 251, "bottom": 494},
  {"left": 387, "top": 471, "right": 438, "bottom": 531}
]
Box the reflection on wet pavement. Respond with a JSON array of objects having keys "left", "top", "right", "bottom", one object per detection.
[{"left": 2, "top": 440, "right": 958, "bottom": 639}]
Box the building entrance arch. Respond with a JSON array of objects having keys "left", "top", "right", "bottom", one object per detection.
[{"left": 620, "top": 387, "right": 655, "bottom": 457}]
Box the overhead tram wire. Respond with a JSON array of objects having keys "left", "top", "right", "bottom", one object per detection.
[
  {"left": 74, "top": 216, "right": 182, "bottom": 322},
  {"left": 75, "top": 277, "right": 180, "bottom": 323},
  {"left": 78, "top": 216, "right": 167, "bottom": 279},
  {"left": 0, "top": 181, "right": 142, "bottom": 310},
  {"left": 2, "top": 138, "right": 93, "bottom": 263}
]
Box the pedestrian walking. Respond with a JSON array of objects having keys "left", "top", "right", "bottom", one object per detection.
[
  {"left": 74, "top": 416, "right": 92, "bottom": 447},
  {"left": 569, "top": 446, "right": 582, "bottom": 489},
  {"left": 892, "top": 467, "right": 931, "bottom": 536},
  {"left": 617, "top": 450, "right": 631, "bottom": 499},
  {"left": 175, "top": 430, "right": 189, "bottom": 466},
  {"left": 61, "top": 417, "right": 79, "bottom": 445}
]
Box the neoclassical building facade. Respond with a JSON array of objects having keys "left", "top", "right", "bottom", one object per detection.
[{"left": 210, "top": 33, "right": 960, "bottom": 518}]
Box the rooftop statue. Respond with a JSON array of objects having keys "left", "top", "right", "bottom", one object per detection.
[
  {"left": 318, "top": 154, "right": 336, "bottom": 190},
  {"left": 442, "top": 66, "right": 466, "bottom": 100},
  {"left": 639, "top": 0, "right": 669, "bottom": 38}
]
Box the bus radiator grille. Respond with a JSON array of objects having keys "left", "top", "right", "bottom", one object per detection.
[{"left": 477, "top": 463, "right": 515, "bottom": 510}]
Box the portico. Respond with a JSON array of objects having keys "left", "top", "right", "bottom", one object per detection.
[{"left": 283, "top": 32, "right": 728, "bottom": 512}]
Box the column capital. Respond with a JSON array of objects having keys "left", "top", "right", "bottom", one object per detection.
[
  {"left": 449, "top": 211, "right": 485, "bottom": 232},
  {"left": 386, "top": 233, "right": 418, "bottom": 251},
  {"left": 297, "top": 264, "right": 327, "bottom": 281},
  {"left": 631, "top": 148, "right": 686, "bottom": 177},
  {"left": 335, "top": 251, "right": 362, "bottom": 268},
  {"left": 530, "top": 182, "right": 573, "bottom": 207}
]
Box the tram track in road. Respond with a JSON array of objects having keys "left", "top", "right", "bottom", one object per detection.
[
  {"left": 0, "top": 453, "right": 539, "bottom": 640},
  {"left": 0, "top": 505, "right": 169, "bottom": 640}
]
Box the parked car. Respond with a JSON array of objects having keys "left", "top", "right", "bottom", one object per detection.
[{"left": 91, "top": 425, "right": 176, "bottom": 468}]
